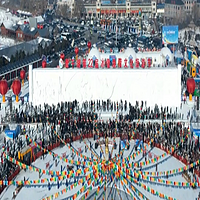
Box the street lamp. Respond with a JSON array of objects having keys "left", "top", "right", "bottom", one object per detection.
[{"left": 115, "top": 0, "right": 118, "bottom": 46}]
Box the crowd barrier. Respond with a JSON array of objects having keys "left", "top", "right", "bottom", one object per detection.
[
  {"left": 1, "top": 132, "right": 200, "bottom": 195},
  {"left": 0, "top": 166, "right": 20, "bottom": 194}
]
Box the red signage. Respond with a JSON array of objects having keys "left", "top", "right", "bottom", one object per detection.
[
  {"left": 101, "top": 10, "right": 126, "bottom": 14},
  {"left": 112, "top": 59, "right": 116, "bottom": 68},
  {"left": 131, "top": 10, "right": 139, "bottom": 13},
  {"left": 147, "top": 58, "right": 152, "bottom": 68},
  {"left": 141, "top": 58, "right": 145, "bottom": 68},
  {"left": 83, "top": 59, "right": 86, "bottom": 68},
  {"left": 101, "top": 59, "right": 105, "bottom": 68},
  {"left": 95, "top": 59, "right": 99, "bottom": 69},
  {"left": 77, "top": 59, "right": 81, "bottom": 68},
  {"left": 64, "top": 58, "right": 154, "bottom": 69},
  {"left": 135, "top": 58, "right": 139, "bottom": 68},
  {"left": 118, "top": 10, "right": 126, "bottom": 13}
]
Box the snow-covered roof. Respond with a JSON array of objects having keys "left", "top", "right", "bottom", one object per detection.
[
  {"left": 124, "top": 44, "right": 136, "bottom": 60},
  {"left": 2, "top": 21, "right": 18, "bottom": 31},
  {"left": 160, "top": 47, "right": 173, "bottom": 62},
  {"left": 87, "top": 44, "right": 100, "bottom": 61},
  {"left": 87, "top": 46, "right": 173, "bottom": 65},
  {"left": 35, "top": 16, "right": 44, "bottom": 23},
  {"left": 17, "top": 20, "right": 25, "bottom": 25}
]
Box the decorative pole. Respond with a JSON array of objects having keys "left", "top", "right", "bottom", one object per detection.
[
  {"left": 115, "top": 0, "right": 118, "bottom": 46},
  {"left": 139, "top": 8, "right": 142, "bottom": 36},
  {"left": 105, "top": 125, "right": 109, "bottom": 200},
  {"left": 20, "top": 69, "right": 25, "bottom": 86},
  {"left": 87, "top": 41, "right": 91, "bottom": 53},
  {"left": 105, "top": 136, "right": 109, "bottom": 162},
  {"left": 75, "top": 47, "right": 79, "bottom": 62}
]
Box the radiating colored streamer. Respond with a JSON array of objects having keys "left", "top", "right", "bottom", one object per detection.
[
  {"left": 3, "top": 152, "right": 102, "bottom": 182},
  {"left": 93, "top": 109, "right": 106, "bottom": 160},
  {"left": 110, "top": 110, "right": 119, "bottom": 158},
  {"left": 111, "top": 106, "right": 143, "bottom": 163},
  {"left": 141, "top": 159, "right": 200, "bottom": 177},
  {"left": 47, "top": 107, "right": 101, "bottom": 165},
  {"left": 121, "top": 176, "right": 143, "bottom": 200},
  {"left": 26, "top": 135, "right": 94, "bottom": 168},
  {"left": 92, "top": 103, "right": 105, "bottom": 159},
  {"left": 132, "top": 128, "right": 191, "bottom": 168},
  {"left": 121, "top": 169, "right": 179, "bottom": 200},
  {"left": 123, "top": 165, "right": 200, "bottom": 188},
  {"left": 114, "top": 182, "right": 122, "bottom": 200},
  {"left": 42, "top": 173, "right": 95, "bottom": 200}
]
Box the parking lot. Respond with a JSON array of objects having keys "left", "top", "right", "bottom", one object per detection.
[{"left": 45, "top": 16, "right": 164, "bottom": 67}]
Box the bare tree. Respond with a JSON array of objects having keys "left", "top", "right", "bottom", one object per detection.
[
  {"left": 192, "top": 3, "right": 200, "bottom": 25},
  {"left": 6, "top": 0, "right": 48, "bottom": 15},
  {"left": 188, "top": 31, "right": 191, "bottom": 42},
  {"left": 171, "top": 11, "right": 191, "bottom": 30},
  {"left": 73, "top": 0, "right": 85, "bottom": 18},
  {"left": 184, "top": 30, "right": 187, "bottom": 44},
  {"left": 56, "top": 4, "right": 70, "bottom": 19}
]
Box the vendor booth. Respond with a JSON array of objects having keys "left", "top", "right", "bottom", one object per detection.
[
  {"left": 5, "top": 124, "right": 21, "bottom": 140},
  {"left": 190, "top": 123, "right": 200, "bottom": 141}
]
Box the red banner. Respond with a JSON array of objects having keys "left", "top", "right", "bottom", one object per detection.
[
  {"left": 101, "top": 10, "right": 124, "bottom": 14},
  {"left": 131, "top": 10, "right": 139, "bottom": 13}
]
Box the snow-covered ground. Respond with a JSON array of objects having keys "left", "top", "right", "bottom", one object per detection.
[
  {"left": 179, "top": 27, "right": 200, "bottom": 48},
  {"left": 0, "top": 9, "right": 22, "bottom": 49},
  {"left": 0, "top": 77, "right": 198, "bottom": 199},
  {"left": 0, "top": 80, "right": 193, "bottom": 123},
  {"left": 0, "top": 137, "right": 199, "bottom": 200},
  {"left": 0, "top": 35, "right": 20, "bottom": 49}
]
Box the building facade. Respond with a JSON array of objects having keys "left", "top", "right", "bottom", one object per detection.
[
  {"left": 182, "top": 0, "right": 196, "bottom": 14},
  {"left": 164, "top": 0, "right": 184, "bottom": 18},
  {"left": 1, "top": 22, "right": 49, "bottom": 41},
  {"left": 57, "top": 0, "right": 75, "bottom": 15},
  {"left": 84, "top": 0, "right": 157, "bottom": 19}
]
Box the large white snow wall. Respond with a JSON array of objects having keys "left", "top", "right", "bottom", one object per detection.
[{"left": 29, "top": 66, "right": 181, "bottom": 107}]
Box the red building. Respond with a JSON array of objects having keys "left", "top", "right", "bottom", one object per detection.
[{"left": 1, "top": 22, "right": 49, "bottom": 41}]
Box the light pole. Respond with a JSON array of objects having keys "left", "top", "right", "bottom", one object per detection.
[
  {"left": 105, "top": 136, "right": 109, "bottom": 200},
  {"left": 115, "top": 0, "right": 118, "bottom": 46}
]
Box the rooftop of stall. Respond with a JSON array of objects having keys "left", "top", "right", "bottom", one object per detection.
[{"left": 5, "top": 124, "right": 21, "bottom": 140}]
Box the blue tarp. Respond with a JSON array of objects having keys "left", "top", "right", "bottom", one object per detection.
[
  {"left": 5, "top": 124, "right": 21, "bottom": 140},
  {"left": 187, "top": 50, "right": 192, "bottom": 61},
  {"left": 135, "top": 140, "right": 144, "bottom": 149},
  {"left": 193, "top": 129, "right": 200, "bottom": 136},
  {"left": 121, "top": 140, "right": 128, "bottom": 150}
]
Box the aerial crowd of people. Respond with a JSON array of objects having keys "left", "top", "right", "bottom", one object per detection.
[{"left": 0, "top": 98, "right": 199, "bottom": 195}]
